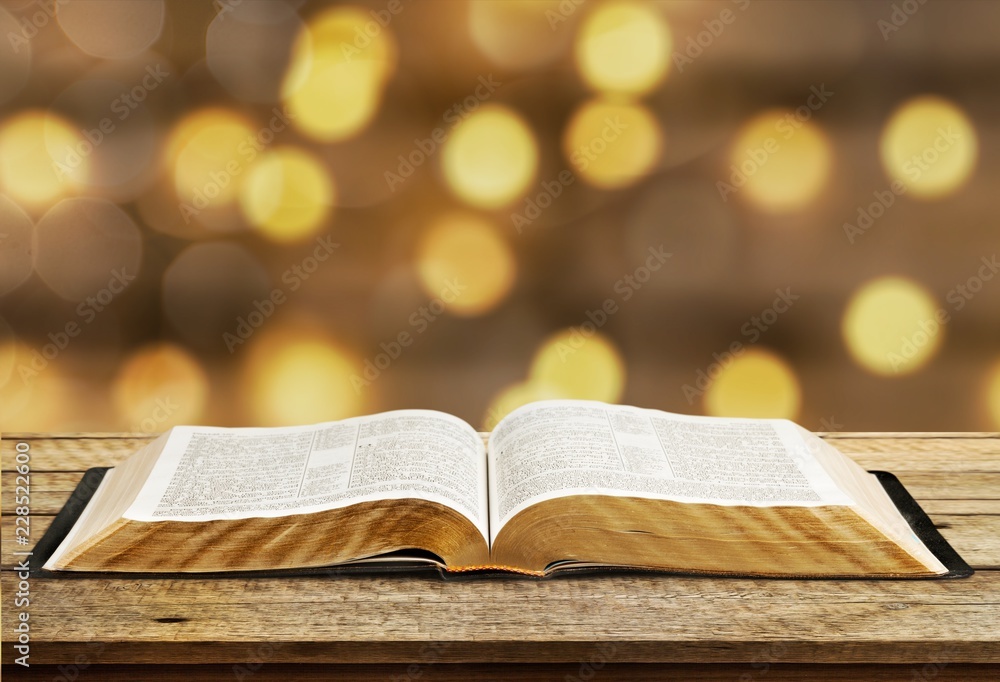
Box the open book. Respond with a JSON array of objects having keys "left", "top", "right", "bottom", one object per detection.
[{"left": 42, "top": 400, "right": 964, "bottom": 578}]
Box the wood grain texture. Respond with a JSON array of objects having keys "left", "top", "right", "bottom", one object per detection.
[
  {"left": 3, "top": 663, "right": 999, "bottom": 681},
  {"left": 1, "top": 432, "right": 998, "bottom": 669}
]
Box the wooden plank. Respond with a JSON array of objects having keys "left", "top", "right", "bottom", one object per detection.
[
  {"left": 3, "top": 662, "right": 999, "bottom": 681},
  {"left": 1, "top": 437, "right": 153, "bottom": 471},
  {"left": 0, "top": 571, "right": 998, "bottom": 665},
  {"left": 921, "top": 500, "right": 1000, "bottom": 515}
]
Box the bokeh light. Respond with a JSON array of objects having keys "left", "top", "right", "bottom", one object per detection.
[
  {"left": 575, "top": 0, "right": 671, "bottom": 95},
  {"left": 416, "top": 213, "right": 516, "bottom": 317},
  {"left": 727, "top": 109, "right": 832, "bottom": 212},
  {"left": 168, "top": 108, "right": 258, "bottom": 210},
  {"left": 34, "top": 197, "right": 143, "bottom": 302},
  {"left": 282, "top": 5, "right": 397, "bottom": 142},
  {"left": 239, "top": 147, "right": 335, "bottom": 242},
  {"left": 986, "top": 361, "right": 1000, "bottom": 429},
  {"left": 469, "top": 1, "right": 575, "bottom": 70},
  {"left": 482, "top": 380, "right": 560, "bottom": 431},
  {"left": 841, "top": 276, "right": 943, "bottom": 377},
  {"left": 879, "top": 96, "right": 978, "bottom": 199},
  {"left": 57, "top": 0, "right": 165, "bottom": 60},
  {"left": 529, "top": 329, "right": 625, "bottom": 403},
  {"left": 245, "top": 326, "right": 362, "bottom": 426},
  {"left": 0, "top": 110, "right": 90, "bottom": 209},
  {"left": 0, "top": 195, "right": 34, "bottom": 297},
  {"left": 703, "top": 347, "right": 801, "bottom": 420},
  {"left": 442, "top": 105, "right": 539, "bottom": 208},
  {"left": 112, "top": 343, "right": 209, "bottom": 431},
  {"left": 0, "top": 340, "right": 73, "bottom": 432},
  {"left": 563, "top": 99, "right": 663, "bottom": 189}
]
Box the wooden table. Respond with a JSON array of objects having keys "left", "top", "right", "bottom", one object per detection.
[{"left": 2, "top": 432, "right": 998, "bottom": 680}]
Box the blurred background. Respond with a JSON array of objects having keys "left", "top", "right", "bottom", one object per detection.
[{"left": 1, "top": 0, "right": 998, "bottom": 434}]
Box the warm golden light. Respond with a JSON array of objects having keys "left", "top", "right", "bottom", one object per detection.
[
  {"left": 113, "top": 343, "right": 209, "bottom": 432},
  {"left": 282, "top": 5, "right": 396, "bottom": 142},
  {"left": 879, "top": 96, "right": 978, "bottom": 199},
  {"left": 842, "top": 276, "right": 943, "bottom": 377},
  {"left": 0, "top": 341, "right": 73, "bottom": 432},
  {"left": 240, "top": 147, "right": 335, "bottom": 242},
  {"left": 530, "top": 329, "right": 625, "bottom": 403},
  {"left": 575, "top": 0, "right": 671, "bottom": 95},
  {"left": 703, "top": 348, "right": 801, "bottom": 420},
  {"left": 246, "top": 327, "right": 362, "bottom": 426},
  {"left": 168, "top": 108, "right": 257, "bottom": 209},
  {"left": 0, "top": 110, "right": 89, "bottom": 209},
  {"left": 563, "top": 99, "right": 663, "bottom": 189},
  {"left": 482, "top": 380, "right": 559, "bottom": 431},
  {"left": 416, "top": 213, "right": 516, "bottom": 316},
  {"left": 726, "top": 110, "right": 832, "bottom": 212},
  {"left": 442, "top": 105, "right": 539, "bottom": 208},
  {"left": 987, "top": 361, "right": 1000, "bottom": 429}
]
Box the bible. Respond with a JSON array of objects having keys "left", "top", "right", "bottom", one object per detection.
[{"left": 39, "top": 400, "right": 970, "bottom": 578}]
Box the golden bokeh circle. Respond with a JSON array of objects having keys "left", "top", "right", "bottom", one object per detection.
[
  {"left": 246, "top": 328, "right": 362, "bottom": 426},
  {"left": 481, "top": 380, "right": 560, "bottom": 431},
  {"left": 703, "top": 347, "right": 801, "bottom": 420},
  {"left": 841, "top": 276, "right": 943, "bottom": 377},
  {"left": 113, "top": 343, "right": 210, "bottom": 431},
  {"left": 986, "top": 361, "right": 1000, "bottom": 429},
  {"left": 726, "top": 109, "right": 832, "bottom": 212},
  {"left": 575, "top": 0, "right": 671, "bottom": 95},
  {"left": 879, "top": 96, "right": 978, "bottom": 199},
  {"left": 239, "top": 147, "right": 335, "bottom": 242},
  {"left": 441, "top": 105, "right": 539, "bottom": 209},
  {"left": 529, "top": 329, "right": 625, "bottom": 403},
  {"left": 168, "top": 108, "right": 257, "bottom": 209},
  {"left": 282, "top": 5, "right": 396, "bottom": 142},
  {"left": 416, "top": 213, "right": 517, "bottom": 317},
  {"left": 563, "top": 98, "right": 663, "bottom": 189},
  {"left": 0, "top": 110, "right": 90, "bottom": 209}
]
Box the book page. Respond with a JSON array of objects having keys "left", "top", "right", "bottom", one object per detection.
[
  {"left": 123, "top": 410, "right": 489, "bottom": 543},
  {"left": 487, "top": 400, "right": 852, "bottom": 544}
]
